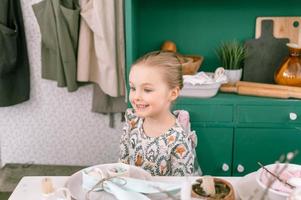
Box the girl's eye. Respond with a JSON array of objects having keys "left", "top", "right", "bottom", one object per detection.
[
  {"left": 144, "top": 88, "right": 153, "bottom": 93},
  {"left": 130, "top": 86, "right": 136, "bottom": 91}
]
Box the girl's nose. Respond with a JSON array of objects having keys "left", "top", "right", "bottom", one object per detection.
[{"left": 133, "top": 91, "right": 142, "bottom": 101}]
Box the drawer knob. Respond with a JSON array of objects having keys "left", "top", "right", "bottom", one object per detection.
[
  {"left": 237, "top": 164, "right": 245, "bottom": 173},
  {"left": 222, "top": 163, "right": 229, "bottom": 172},
  {"left": 290, "top": 112, "right": 298, "bottom": 121}
]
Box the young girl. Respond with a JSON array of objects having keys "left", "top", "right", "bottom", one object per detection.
[{"left": 119, "top": 51, "right": 197, "bottom": 176}]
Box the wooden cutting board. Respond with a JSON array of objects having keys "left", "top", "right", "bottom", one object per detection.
[
  {"left": 256, "top": 17, "right": 301, "bottom": 45},
  {"left": 243, "top": 20, "right": 289, "bottom": 83}
]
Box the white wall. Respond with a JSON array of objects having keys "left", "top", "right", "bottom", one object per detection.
[{"left": 0, "top": 0, "right": 123, "bottom": 167}]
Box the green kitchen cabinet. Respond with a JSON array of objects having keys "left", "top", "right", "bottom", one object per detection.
[
  {"left": 173, "top": 96, "right": 235, "bottom": 176},
  {"left": 174, "top": 98, "right": 235, "bottom": 176},
  {"left": 125, "top": 0, "right": 301, "bottom": 176},
  {"left": 174, "top": 94, "right": 301, "bottom": 176}
]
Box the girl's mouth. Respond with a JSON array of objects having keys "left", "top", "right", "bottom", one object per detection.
[{"left": 135, "top": 104, "right": 149, "bottom": 110}]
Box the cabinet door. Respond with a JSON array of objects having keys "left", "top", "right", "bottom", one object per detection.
[
  {"left": 193, "top": 127, "right": 233, "bottom": 176},
  {"left": 233, "top": 128, "right": 301, "bottom": 176}
]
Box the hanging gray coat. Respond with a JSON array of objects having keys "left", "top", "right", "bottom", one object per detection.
[{"left": 0, "top": 0, "right": 30, "bottom": 106}]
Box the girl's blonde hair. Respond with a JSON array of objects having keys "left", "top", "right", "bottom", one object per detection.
[{"left": 132, "top": 51, "right": 183, "bottom": 89}]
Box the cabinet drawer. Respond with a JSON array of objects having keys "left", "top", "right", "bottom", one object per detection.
[
  {"left": 237, "top": 105, "right": 301, "bottom": 124},
  {"left": 174, "top": 104, "right": 233, "bottom": 122}
]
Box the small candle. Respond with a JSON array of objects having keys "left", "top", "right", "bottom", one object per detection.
[{"left": 41, "top": 177, "right": 54, "bottom": 195}]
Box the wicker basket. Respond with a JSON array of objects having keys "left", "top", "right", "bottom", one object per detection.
[
  {"left": 191, "top": 178, "right": 235, "bottom": 200},
  {"left": 181, "top": 55, "right": 204, "bottom": 75}
]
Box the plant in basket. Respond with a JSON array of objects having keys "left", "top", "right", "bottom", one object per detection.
[{"left": 216, "top": 40, "right": 246, "bottom": 84}]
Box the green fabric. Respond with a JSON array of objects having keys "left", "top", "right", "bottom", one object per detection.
[
  {"left": 0, "top": 192, "right": 11, "bottom": 199},
  {"left": 32, "top": 0, "right": 80, "bottom": 92},
  {"left": 92, "top": 84, "right": 127, "bottom": 128},
  {"left": 92, "top": 84, "right": 127, "bottom": 113},
  {"left": 0, "top": 0, "right": 30, "bottom": 106}
]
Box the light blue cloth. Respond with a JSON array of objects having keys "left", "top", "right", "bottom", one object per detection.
[
  {"left": 82, "top": 173, "right": 181, "bottom": 200},
  {"left": 81, "top": 163, "right": 181, "bottom": 200},
  {"left": 119, "top": 177, "right": 180, "bottom": 194},
  {"left": 104, "top": 181, "right": 151, "bottom": 200}
]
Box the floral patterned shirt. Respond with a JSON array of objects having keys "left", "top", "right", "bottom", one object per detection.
[{"left": 119, "top": 108, "right": 195, "bottom": 176}]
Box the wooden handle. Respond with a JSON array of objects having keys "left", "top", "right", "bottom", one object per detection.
[
  {"left": 237, "top": 85, "right": 288, "bottom": 98},
  {"left": 288, "top": 91, "right": 301, "bottom": 99},
  {"left": 220, "top": 83, "right": 301, "bottom": 99},
  {"left": 236, "top": 81, "right": 301, "bottom": 93},
  {"left": 220, "top": 84, "right": 237, "bottom": 93}
]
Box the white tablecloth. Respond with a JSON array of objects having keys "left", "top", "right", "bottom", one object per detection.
[{"left": 8, "top": 176, "right": 241, "bottom": 200}]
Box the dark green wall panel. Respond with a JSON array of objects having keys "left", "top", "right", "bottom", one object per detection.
[{"left": 132, "top": 0, "right": 301, "bottom": 71}]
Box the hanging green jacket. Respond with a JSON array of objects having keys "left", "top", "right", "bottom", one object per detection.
[
  {"left": 32, "top": 0, "right": 80, "bottom": 92},
  {"left": 0, "top": 0, "right": 30, "bottom": 107}
]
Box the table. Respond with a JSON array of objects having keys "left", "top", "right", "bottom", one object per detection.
[{"left": 8, "top": 176, "right": 241, "bottom": 200}]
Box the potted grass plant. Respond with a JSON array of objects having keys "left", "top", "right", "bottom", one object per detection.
[{"left": 216, "top": 40, "right": 246, "bottom": 84}]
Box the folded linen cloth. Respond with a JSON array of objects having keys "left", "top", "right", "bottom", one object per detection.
[{"left": 183, "top": 67, "right": 228, "bottom": 86}]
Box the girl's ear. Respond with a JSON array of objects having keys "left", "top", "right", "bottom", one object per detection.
[{"left": 169, "top": 86, "right": 180, "bottom": 101}]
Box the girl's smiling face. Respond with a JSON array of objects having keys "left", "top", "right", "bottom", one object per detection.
[{"left": 129, "top": 65, "right": 179, "bottom": 119}]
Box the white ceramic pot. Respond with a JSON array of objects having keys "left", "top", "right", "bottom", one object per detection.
[
  {"left": 256, "top": 163, "right": 301, "bottom": 200},
  {"left": 224, "top": 69, "right": 242, "bottom": 84}
]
